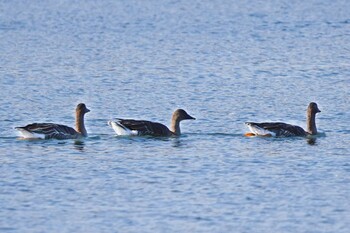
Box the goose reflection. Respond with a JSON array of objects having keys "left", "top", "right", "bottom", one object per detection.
[
  {"left": 73, "top": 140, "right": 85, "bottom": 151},
  {"left": 307, "top": 137, "right": 317, "bottom": 145}
]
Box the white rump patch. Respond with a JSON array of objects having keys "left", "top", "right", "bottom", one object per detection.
[
  {"left": 16, "top": 128, "right": 45, "bottom": 139},
  {"left": 108, "top": 121, "right": 138, "bottom": 136},
  {"left": 246, "top": 123, "right": 276, "bottom": 137}
]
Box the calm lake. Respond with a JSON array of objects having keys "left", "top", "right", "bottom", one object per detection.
[{"left": 1, "top": 0, "right": 350, "bottom": 232}]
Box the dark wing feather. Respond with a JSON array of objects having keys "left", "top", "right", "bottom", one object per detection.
[
  {"left": 117, "top": 119, "right": 172, "bottom": 136},
  {"left": 17, "top": 123, "right": 79, "bottom": 139},
  {"left": 249, "top": 122, "right": 307, "bottom": 137}
]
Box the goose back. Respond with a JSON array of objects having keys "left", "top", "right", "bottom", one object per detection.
[
  {"left": 115, "top": 119, "right": 172, "bottom": 136},
  {"left": 16, "top": 123, "right": 80, "bottom": 139},
  {"left": 246, "top": 122, "right": 307, "bottom": 137}
]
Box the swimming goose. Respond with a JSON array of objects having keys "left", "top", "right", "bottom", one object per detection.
[
  {"left": 245, "top": 102, "right": 321, "bottom": 137},
  {"left": 108, "top": 109, "right": 195, "bottom": 137},
  {"left": 15, "top": 103, "right": 90, "bottom": 139}
]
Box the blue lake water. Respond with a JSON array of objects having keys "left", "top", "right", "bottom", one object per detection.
[{"left": 1, "top": 0, "right": 350, "bottom": 232}]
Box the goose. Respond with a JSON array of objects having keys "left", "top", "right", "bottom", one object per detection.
[
  {"left": 245, "top": 102, "right": 321, "bottom": 137},
  {"left": 15, "top": 103, "right": 90, "bottom": 139},
  {"left": 108, "top": 109, "right": 195, "bottom": 137}
]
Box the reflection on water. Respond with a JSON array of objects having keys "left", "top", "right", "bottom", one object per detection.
[
  {"left": 307, "top": 138, "right": 317, "bottom": 145},
  {"left": 171, "top": 138, "right": 182, "bottom": 148},
  {"left": 306, "top": 133, "right": 327, "bottom": 145},
  {"left": 73, "top": 140, "right": 85, "bottom": 151}
]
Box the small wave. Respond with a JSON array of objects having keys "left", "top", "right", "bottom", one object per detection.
[
  {"left": 186, "top": 132, "right": 244, "bottom": 137},
  {"left": 0, "top": 136, "right": 19, "bottom": 140}
]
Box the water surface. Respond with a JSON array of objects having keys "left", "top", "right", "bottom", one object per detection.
[{"left": 0, "top": 0, "right": 350, "bottom": 232}]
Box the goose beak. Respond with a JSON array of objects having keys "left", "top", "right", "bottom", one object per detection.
[
  {"left": 86, "top": 108, "right": 90, "bottom": 113},
  {"left": 187, "top": 114, "right": 196, "bottom": 120}
]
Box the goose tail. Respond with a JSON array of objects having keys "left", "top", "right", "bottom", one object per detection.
[
  {"left": 15, "top": 127, "right": 45, "bottom": 139},
  {"left": 108, "top": 120, "right": 138, "bottom": 136},
  {"left": 245, "top": 122, "right": 275, "bottom": 137}
]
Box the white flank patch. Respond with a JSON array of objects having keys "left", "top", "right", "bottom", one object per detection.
[
  {"left": 108, "top": 121, "right": 138, "bottom": 136},
  {"left": 246, "top": 124, "right": 276, "bottom": 137},
  {"left": 16, "top": 128, "right": 45, "bottom": 139}
]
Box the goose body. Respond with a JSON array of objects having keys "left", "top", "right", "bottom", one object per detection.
[
  {"left": 245, "top": 122, "right": 307, "bottom": 137},
  {"left": 15, "top": 103, "right": 90, "bottom": 140},
  {"left": 108, "top": 109, "right": 195, "bottom": 137},
  {"left": 245, "top": 102, "right": 321, "bottom": 137}
]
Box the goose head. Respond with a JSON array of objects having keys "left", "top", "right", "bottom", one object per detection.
[
  {"left": 76, "top": 103, "right": 90, "bottom": 114},
  {"left": 308, "top": 102, "right": 321, "bottom": 114},
  {"left": 172, "top": 109, "right": 196, "bottom": 122}
]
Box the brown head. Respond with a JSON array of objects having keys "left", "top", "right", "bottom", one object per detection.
[
  {"left": 170, "top": 109, "right": 195, "bottom": 136},
  {"left": 76, "top": 103, "right": 90, "bottom": 115},
  {"left": 308, "top": 102, "right": 321, "bottom": 114},
  {"left": 172, "top": 109, "right": 196, "bottom": 122}
]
